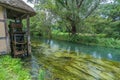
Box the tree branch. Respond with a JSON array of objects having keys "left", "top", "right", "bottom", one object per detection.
[
  {"left": 76, "top": 0, "right": 84, "bottom": 8},
  {"left": 84, "top": 0, "right": 100, "bottom": 18},
  {"left": 65, "top": 0, "right": 68, "bottom": 6}
]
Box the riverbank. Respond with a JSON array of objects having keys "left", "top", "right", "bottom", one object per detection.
[
  {"left": 51, "top": 32, "right": 120, "bottom": 49},
  {"left": 0, "top": 55, "right": 30, "bottom": 80}
]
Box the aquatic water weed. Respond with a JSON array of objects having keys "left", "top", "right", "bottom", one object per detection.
[
  {"left": 38, "top": 69, "right": 45, "bottom": 80},
  {"left": 32, "top": 42, "right": 120, "bottom": 80}
]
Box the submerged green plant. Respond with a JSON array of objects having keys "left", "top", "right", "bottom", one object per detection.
[
  {"left": 38, "top": 69, "right": 45, "bottom": 80},
  {"left": 32, "top": 42, "right": 120, "bottom": 80}
]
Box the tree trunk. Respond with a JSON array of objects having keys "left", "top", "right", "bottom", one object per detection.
[{"left": 71, "top": 22, "right": 76, "bottom": 35}]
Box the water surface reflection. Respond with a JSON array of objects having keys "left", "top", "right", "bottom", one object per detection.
[{"left": 39, "top": 38, "right": 120, "bottom": 61}]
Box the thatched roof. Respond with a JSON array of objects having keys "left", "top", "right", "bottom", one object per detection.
[{"left": 0, "top": 0, "right": 36, "bottom": 18}]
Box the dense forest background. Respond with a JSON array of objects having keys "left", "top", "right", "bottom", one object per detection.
[{"left": 25, "top": 0, "right": 120, "bottom": 48}]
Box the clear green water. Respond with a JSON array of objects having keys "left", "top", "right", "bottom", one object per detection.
[
  {"left": 24, "top": 38, "right": 120, "bottom": 80},
  {"left": 39, "top": 38, "right": 120, "bottom": 62}
]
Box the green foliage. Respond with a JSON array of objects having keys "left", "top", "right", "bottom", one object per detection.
[
  {"left": 29, "top": 0, "right": 57, "bottom": 37},
  {"left": 38, "top": 69, "right": 45, "bottom": 80},
  {"left": 107, "top": 21, "right": 120, "bottom": 38},
  {"left": 52, "top": 32, "right": 120, "bottom": 48},
  {"left": 85, "top": 16, "right": 112, "bottom": 34},
  {"left": 54, "top": 0, "right": 100, "bottom": 34},
  {"left": 98, "top": 1, "right": 120, "bottom": 21},
  {"left": 0, "top": 55, "right": 31, "bottom": 80},
  {"left": 96, "top": 38, "right": 120, "bottom": 48},
  {"left": 29, "top": 0, "right": 101, "bottom": 36},
  {"left": 28, "top": 0, "right": 120, "bottom": 48}
]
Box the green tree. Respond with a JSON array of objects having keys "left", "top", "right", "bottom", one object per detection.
[
  {"left": 29, "top": 0, "right": 101, "bottom": 35},
  {"left": 97, "top": 0, "right": 120, "bottom": 21},
  {"left": 92, "top": 0, "right": 120, "bottom": 38},
  {"left": 30, "top": 0, "right": 56, "bottom": 38},
  {"left": 53, "top": 0, "right": 100, "bottom": 34}
]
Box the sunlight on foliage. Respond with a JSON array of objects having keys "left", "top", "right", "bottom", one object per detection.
[{"left": 0, "top": 56, "right": 31, "bottom": 80}]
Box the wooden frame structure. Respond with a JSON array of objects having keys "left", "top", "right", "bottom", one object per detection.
[{"left": 0, "top": 0, "right": 36, "bottom": 56}]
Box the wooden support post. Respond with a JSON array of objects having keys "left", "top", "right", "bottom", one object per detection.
[
  {"left": 4, "top": 8, "right": 10, "bottom": 53},
  {"left": 27, "top": 15, "right": 31, "bottom": 55}
]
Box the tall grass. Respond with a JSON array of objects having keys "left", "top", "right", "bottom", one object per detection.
[{"left": 0, "top": 55, "right": 31, "bottom": 80}]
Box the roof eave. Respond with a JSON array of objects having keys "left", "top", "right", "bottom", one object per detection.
[{"left": 0, "top": 3, "right": 36, "bottom": 17}]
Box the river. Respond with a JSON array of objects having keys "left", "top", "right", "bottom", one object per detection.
[
  {"left": 39, "top": 38, "right": 120, "bottom": 62},
  {"left": 24, "top": 38, "right": 120, "bottom": 80}
]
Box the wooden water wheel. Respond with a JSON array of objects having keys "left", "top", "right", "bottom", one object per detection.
[{"left": 9, "top": 21, "right": 28, "bottom": 57}]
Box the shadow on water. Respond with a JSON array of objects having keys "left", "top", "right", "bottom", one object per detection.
[{"left": 24, "top": 38, "right": 120, "bottom": 80}]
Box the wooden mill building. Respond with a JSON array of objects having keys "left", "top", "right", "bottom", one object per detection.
[{"left": 0, "top": 0, "right": 36, "bottom": 57}]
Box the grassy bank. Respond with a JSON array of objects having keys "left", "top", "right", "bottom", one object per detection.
[
  {"left": 0, "top": 55, "right": 31, "bottom": 80},
  {"left": 52, "top": 32, "right": 120, "bottom": 48}
]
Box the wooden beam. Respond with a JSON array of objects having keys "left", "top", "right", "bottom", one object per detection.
[
  {"left": 21, "top": 14, "right": 27, "bottom": 19},
  {"left": 27, "top": 15, "right": 31, "bottom": 55},
  {"left": 3, "top": 8, "right": 10, "bottom": 53},
  {"left": 0, "top": 51, "right": 7, "bottom": 55},
  {"left": 0, "top": 37, "right": 6, "bottom": 39},
  {"left": 0, "top": 19, "right": 5, "bottom": 22}
]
